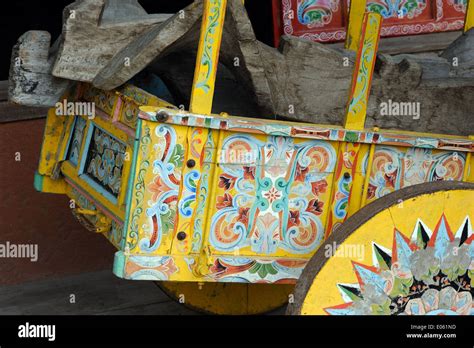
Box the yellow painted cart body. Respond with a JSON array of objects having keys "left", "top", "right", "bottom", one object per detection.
[{"left": 34, "top": 0, "right": 474, "bottom": 314}]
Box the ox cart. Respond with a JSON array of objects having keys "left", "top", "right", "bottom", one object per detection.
[{"left": 31, "top": 0, "right": 474, "bottom": 314}]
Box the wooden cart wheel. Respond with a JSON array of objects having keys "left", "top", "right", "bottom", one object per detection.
[
  {"left": 156, "top": 281, "right": 294, "bottom": 315},
  {"left": 287, "top": 181, "right": 474, "bottom": 315}
]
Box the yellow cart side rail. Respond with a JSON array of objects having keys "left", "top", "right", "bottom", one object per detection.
[{"left": 139, "top": 107, "right": 474, "bottom": 153}]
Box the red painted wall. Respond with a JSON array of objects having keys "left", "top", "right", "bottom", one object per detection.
[{"left": 0, "top": 119, "right": 116, "bottom": 285}]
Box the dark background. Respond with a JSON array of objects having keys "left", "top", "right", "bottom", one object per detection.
[{"left": 0, "top": 0, "right": 274, "bottom": 80}]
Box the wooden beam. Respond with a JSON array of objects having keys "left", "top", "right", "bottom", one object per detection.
[
  {"left": 9, "top": 31, "right": 71, "bottom": 107},
  {"left": 52, "top": 0, "right": 167, "bottom": 83},
  {"left": 345, "top": 0, "right": 368, "bottom": 52},
  {"left": 0, "top": 79, "right": 48, "bottom": 123},
  {"left": 189, "top": 0, "right": 227, "bottom": 115},
  {"left": 344, "top": 12, "right": 382, "bottom": 131},
  {"left": 93, "top": 1, "right": 204, "bottom": 91}
]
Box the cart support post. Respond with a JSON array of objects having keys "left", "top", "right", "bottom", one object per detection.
[
  {"left": 343, "top": 12, "right": 382, "bottom": 131},
  {"left": 190, "top": 0, "right": 227, "bottom": 115},
  {"left": 325, "top": 12, "right": 382, "bottom": 237},
  {"left": 345, "top": 0, "right": 368, "bottom": 52},
  {"left": 465, "top": 0, "right": 473, "bottom": 32}
]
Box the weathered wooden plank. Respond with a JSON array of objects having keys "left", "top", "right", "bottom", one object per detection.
[
  {"left": 441, "top": 28, "right": 474, "bottom": 77},
  {"left": 100, "top": 0, "right": 171, "bottom": 26},
  {"left": 93, "top": 1, "right": 204, "bottom": 90},
  {"left": 52, "top": 0, "right": 168, "bottom": 82},
  {"left": 259, "top": 32, "right": 474, "bottom": 136},
  {"left": 6, "top": 0, "right": 474, "bottom": 137},
  {"left": 94, "top": 0, "right": 276, "bottom": 115},
  {"left": 8, "top": 31, "right": 71, "bottom": 107}
]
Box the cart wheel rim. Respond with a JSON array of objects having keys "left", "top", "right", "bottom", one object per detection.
[{"left": 287, "top": 181, "right": 474, "bottom": 315}]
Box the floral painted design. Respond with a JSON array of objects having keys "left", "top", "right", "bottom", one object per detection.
[
  {"left": 326, "top": 216, "right": 473, "bottom": 315},
  {"left": 125, "top": 256, "right": 179, "bottom": 281},
  {"left": 447, "top": 0, "right": 467, "bottom": 12},
  {"left": 196, "top": 0, "right": 224, "bottom": 93},
  {"left": 367, "top": 0, "right": 427, "bottom": 20},
  {"left": 209, "top": 257, "right": 307, "bottom": 283},
  {"left": 140, "top": 125, "right": 184, "bottom": 252},
  {"left": 297, "top": 0, "right": 339, "bottom": 28},
  {"left": 67, "top": 116, "right": 87, "bottom": 166},
  {"left": 210, "top": 134, "right": 336, "bottom": 255},
  {"left": 85, "top": 126, "right": 126, "bottom": 197},
  {"left": 366, "top": 147, "right": 465, "bottom": 203}
]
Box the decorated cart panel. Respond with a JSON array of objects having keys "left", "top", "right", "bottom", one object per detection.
[
  {"left": 273, "top": 0, "right": 467, "bottom": 44},
  {"left": 35, "top": 80, "right": 474, "bottom": 285}
]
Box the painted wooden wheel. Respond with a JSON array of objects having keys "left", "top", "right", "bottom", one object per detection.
[
  {"left": 287, "top": 181, "right": 474, "bottom": 315},
  {"left": 156, "top": 281, "right": 294, "bottom": 315}
]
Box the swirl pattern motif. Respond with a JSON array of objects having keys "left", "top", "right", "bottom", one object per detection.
[
  {"left": 196, "top": 0, "right": 223, "bottom": 93},
  {"left": 297, "top": 0, "right": 339, "bottom": 27},
  {"left": 67, "top": 117, "right": 87, "bottom": 166},
  {"left": 139, "top": 125, "right": 184, "bottom": 253},
  {"left": 366, "top": 147, "right": 466, "bottom": 203},
  {"left": 210, "top": 134, "right": 337, "bottom": 256},
  {"left": 367, "top": 0, "right": 427, "bottom": 19},
  {"left": 85, "top": 126, "right": 126, "bottom": 197}
]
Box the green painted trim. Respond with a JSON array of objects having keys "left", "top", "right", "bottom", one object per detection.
[
  {"left": 33, "top": 171, "right": 44, "bottom": 192},
  {"left": 112, "top": 251, "right": 126, "bottom": 279},
  {"left": 122, "top": 118, "right": 143, "bottom": 250}
]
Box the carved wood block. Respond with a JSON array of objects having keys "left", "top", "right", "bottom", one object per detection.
[{"left": 8, "top": 31, "right": 70, "bottom": 107}]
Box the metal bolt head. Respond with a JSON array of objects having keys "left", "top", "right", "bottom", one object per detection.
[
  {"left": 186, "top": 159, "right": 196, "bottom": 168},
  {"left": 343, "top": 172, "right": 351, "bottom": 180},
  {"left": 156, "top": 111, "right": 169, "bottom": 123},
  {"left": 177, "top": 231, "right": 187, "bottom": 241}
]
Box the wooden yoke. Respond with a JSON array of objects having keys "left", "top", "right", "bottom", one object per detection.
[
  {"left": 190, "top": 0, "right": 227, "bottom": 115},
  {"left": 343, "top": 12, "right": 382, "bottom": 131},
  {"left": 465, "top": 0, "right": 473, "bottom": 32}
]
